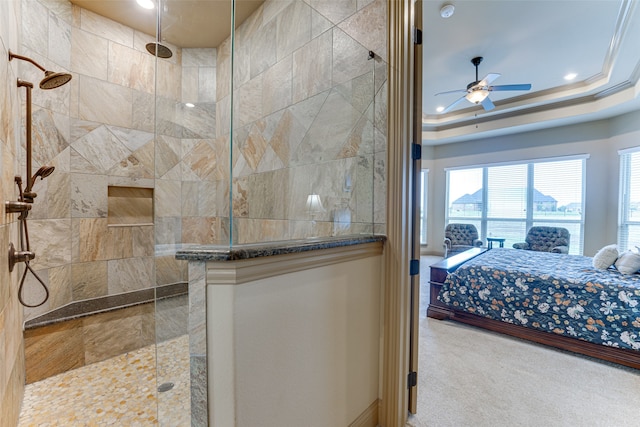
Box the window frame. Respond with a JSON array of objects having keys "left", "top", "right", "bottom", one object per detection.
[
  {"left": 618, "top": 147, "right": 640, "bottom": 251},
  {"left": 445, "top": 155, "right": 587, "bottom": 254}
]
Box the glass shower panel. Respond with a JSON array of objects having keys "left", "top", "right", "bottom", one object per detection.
[
  {"left": 154, "top": 0, "right": 234, "bottom": 424},
  {"left": 229, "top": 1, "right": 382, "bottom": 245}
]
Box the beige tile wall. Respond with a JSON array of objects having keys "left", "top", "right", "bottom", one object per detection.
[
  {"left": 217, "top": 0, "right": 388, "bottom": 244},
  {"left": 1, "top": 0, "right": 26, "bottom": 423}
]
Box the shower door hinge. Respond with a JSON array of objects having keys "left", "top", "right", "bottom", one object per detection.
[
  {"left": 407, "top": 371, "right": 417, "bottom": 388},
  {"left": 413, "top": 28, "right": 422, "bottom": 45},
  {"left": 410, "top": 259, "right": 420, "bottom": 276},
  {"left": 411, "top": 143, "right": 422, "bottom": 160}
]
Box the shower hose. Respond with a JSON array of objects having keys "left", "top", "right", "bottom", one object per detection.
[{"left": 16, "top": 177, "right": 49, "bottom": 308}]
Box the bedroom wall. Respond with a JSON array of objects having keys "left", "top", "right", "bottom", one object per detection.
[{"left": 423, "top": 109, "right": 640, "bottom": 256}]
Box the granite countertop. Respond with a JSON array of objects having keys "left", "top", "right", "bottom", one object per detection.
[{"left": 175, "top": 234, "right": 386, "bottom": 261}]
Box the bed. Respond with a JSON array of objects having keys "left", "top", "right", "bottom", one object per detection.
[{"left": 427, "top": 247, "right": 640, "bottom": 369}]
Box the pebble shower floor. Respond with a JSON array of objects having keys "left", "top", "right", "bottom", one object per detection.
[{"left": 18, "top": 335, "right": 190, "bottom": 426}]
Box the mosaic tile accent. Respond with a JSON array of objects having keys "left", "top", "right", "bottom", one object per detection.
[{"left": 19, "top": 335, "right": 190, "bottom": 426}]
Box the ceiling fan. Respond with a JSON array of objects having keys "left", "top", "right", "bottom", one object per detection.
[{"left": 436, "top": 56, "right": 532, "bottom": 113}]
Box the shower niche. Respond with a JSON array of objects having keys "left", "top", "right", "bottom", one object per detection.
[{"left": 107, "top": 186, "right": 154, "bottom": 226}]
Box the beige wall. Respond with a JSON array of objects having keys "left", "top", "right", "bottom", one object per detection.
[
  {"left": 206, "top": 251, "right": 382, "bottom": 426},
  {"left": 1, "top": 1, "right": 26, "bottom": 424},
  {"left": 423, "top": 109, "right": 640, "bottom": 256}
]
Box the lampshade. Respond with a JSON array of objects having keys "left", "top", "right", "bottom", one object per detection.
[
  {"left": 306, "top": 194, "right": 325, "bottom": 213},
  {"left": 465, "top": 89, "right": 490, "bottom": 104}
]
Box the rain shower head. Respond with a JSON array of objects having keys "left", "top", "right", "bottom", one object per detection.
[
  {"left": 146, "top": 42, "right": 173, "bottom": 59},
  {"left": 40, "top": 71, "right": 72, "bottom": 90},
  {"left": 8, "top": 50, "right": 72, "bottom": 89}
]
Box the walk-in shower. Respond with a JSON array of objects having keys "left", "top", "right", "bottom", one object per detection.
[{"left": 6, "top": 50, "right": 72, "bottom": 306}]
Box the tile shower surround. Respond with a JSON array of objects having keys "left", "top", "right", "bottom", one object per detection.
[
  {"left": 4, "top": 0, "right": 388, "bottom": 423},
  {"left": 17, "top": 0, "right": 387, "bottom": 321},
  {"left": 1, "top": 0, "right": 26, "bottom": 424}
]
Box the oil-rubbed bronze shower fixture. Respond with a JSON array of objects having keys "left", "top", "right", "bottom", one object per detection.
[
  {"left": 8, "top": 50, "right": 70, "bottom": 202},
  {"left": 6, "top": 51, "right": 70, "bottom": 306},
  {"left": 8, "top": 50, "right": 72, "bottom": 90}
]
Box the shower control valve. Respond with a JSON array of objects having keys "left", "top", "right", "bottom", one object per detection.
[{"left": 8, "top": 242, "right": 35, "bottom": 272}]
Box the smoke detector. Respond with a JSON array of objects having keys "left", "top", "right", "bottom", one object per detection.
[{"left": 440, "top": 4, "right": 455, "bottom": 18}]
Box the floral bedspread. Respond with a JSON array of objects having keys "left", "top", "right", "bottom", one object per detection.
[{"left": 438, "top": 248, "right": 640, "bottom": 351}]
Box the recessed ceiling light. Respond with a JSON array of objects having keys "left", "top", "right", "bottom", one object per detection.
[
  {"left": 185, "top": 102, "right": 195, "bottom": 108},
  {"left": 440, "top": 4, "right": 455, "bottom": 18},
  {"left": 136, "top": 0, "right": 155, "bottom": 10},
  {"left": 436, "top": 106, "right": 445, "bottom": 113},
  {"left": 564, "top": 73, "right": 578, "bottom": 81}
]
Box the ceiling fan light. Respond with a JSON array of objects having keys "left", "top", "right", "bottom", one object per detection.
[{"left": 466, "top": 89, "right": 490, "bottom": 104}]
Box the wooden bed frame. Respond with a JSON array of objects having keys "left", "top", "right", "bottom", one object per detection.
[{"left": 427, "top": 248, "right": 640, "bottom": 370}]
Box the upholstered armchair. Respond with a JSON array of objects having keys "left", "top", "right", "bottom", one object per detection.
[
  {"left": 512, "top": 226, "right": 570, "bottom": 254},
  {"left": 443, "top": 223, "right": 483, "bottom": 258}
]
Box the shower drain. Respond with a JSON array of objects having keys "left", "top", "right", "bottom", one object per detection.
[{"left": 158, "top": 382, "right": 175, "bottom": 393}]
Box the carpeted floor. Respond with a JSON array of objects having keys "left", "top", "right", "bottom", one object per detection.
[{"left": 407, "top": 256, "right": 640, "bottom": 427}]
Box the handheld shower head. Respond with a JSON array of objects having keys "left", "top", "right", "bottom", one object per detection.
[
  {"left": 23, "top": 166, "right": 55, "bottom": 201},
  {"left": 9, "top": 50, "right": 72, "bottom": 89},
  {"left": 32, "top": 165, "right": 55, "bottom": 181}
]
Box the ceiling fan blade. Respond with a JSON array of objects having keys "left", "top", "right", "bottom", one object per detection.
[
  {"left": 435, "top": 89, "right": 467, "bottom": 96},
  {"left": 441, "top": 96, "right": 468, "bottom": 113},
  {"left": 478, "top": 73, "right": 501, "bottom": 86},
  {"left": 490, "top": 84, "right": 532, "bottom": 91},
  {"left": 481, "top": 96, "right": 495, "bottom": 111}
]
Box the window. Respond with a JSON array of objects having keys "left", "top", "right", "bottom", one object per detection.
[
  {"left": 420, "top": 170, "right": 428, "bottom": 245},
  {"left": 446, "top": 156, "right": 586, "bottom": 254},
  {"left": 618, "top": 148, "right": 640, "bottom": 251}
]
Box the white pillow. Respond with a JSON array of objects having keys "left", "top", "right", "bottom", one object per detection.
[
  {"left": 592, "top": 244, "right": 619, "bottom": 269},
  {"left": 614, "top": 250, "right": 640, "bottom": 274}
]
